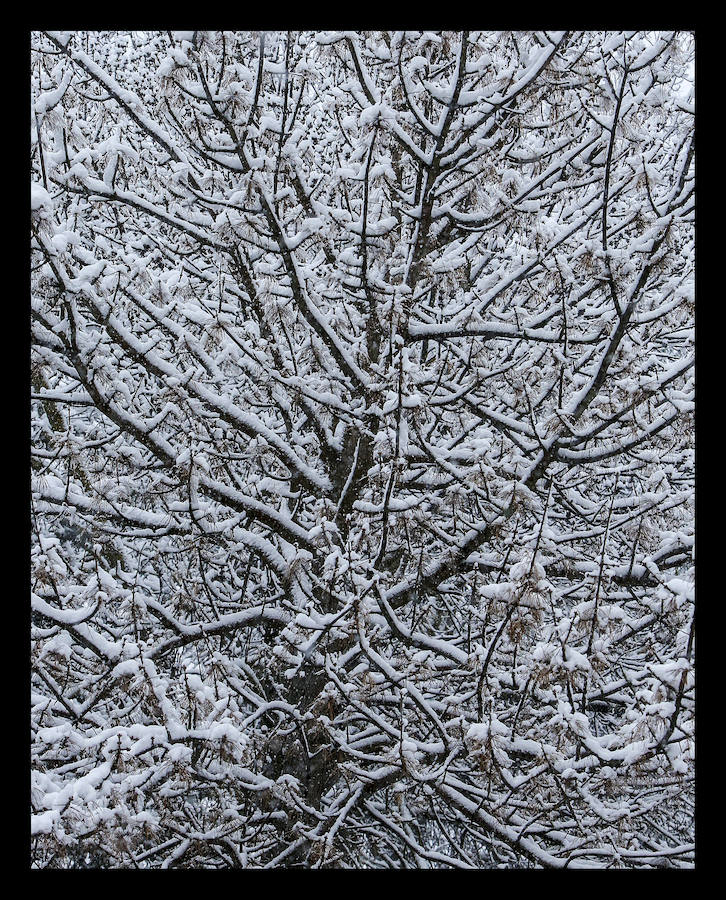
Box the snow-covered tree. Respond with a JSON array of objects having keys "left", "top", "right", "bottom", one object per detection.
[{"left": 31, "top": 30, "right": 694, "bottom": 868}]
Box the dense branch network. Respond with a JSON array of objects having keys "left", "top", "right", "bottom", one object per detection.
[{"left": 31, "top": 30, "right": 694, "bottom": 868}]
